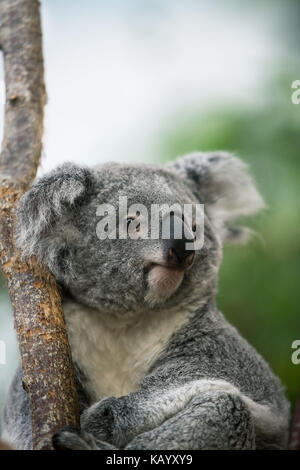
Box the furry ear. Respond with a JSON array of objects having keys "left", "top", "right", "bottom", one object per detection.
[
  {"left": 15, "top": 163, "right": 95, "bottom": 278},
  {"left": 166, "top": 151, "right": 265, "bottom": 243}
]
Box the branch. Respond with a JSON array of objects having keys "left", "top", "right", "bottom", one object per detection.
[{"left": 0, "top": 0, "right": 80, "bottom": 450}]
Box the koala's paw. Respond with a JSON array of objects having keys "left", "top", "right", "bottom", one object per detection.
[
  {"left": 81, "top": 397, "right": 125, "bottom": 445},
  {"left": 52, "top": 426, "right": 116, "bottom": 450}
]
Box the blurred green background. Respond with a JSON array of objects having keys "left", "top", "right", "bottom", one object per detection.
[{"left": 0, "top": 0, "right": 299, "bottom": 425}]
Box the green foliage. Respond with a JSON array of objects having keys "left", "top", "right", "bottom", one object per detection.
[{"left": 159, "top": 77, "right": 300, "bottom": 409}]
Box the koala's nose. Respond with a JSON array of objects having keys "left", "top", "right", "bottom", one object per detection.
[
  {"left": 166, "top": 239, "right": 195, "bottom": 268},
  {"left": 163, "top": 214, "right": 195, "bottom": 268}
]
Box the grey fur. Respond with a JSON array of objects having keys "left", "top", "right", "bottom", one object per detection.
[{"left": 1, "top": 152, "right": 290, "bottom": 450}]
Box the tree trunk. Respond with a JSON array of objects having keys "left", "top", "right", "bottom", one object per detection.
[{"left": 0, "top": 0, "right": 80, "bottom": 450}]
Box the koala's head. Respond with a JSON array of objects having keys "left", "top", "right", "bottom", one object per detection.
[{"left": 16, "top": 152, "right": 264, "bottom": 314}]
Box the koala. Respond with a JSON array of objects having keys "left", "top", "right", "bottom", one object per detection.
[{"left": 1, "top": 152, "right": 290, "bottom": 450}]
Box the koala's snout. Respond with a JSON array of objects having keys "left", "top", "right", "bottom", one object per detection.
[
  {"left": 144, "top": 214, "right": 196, "bottom": 306},
  {"left": 163, "top": 213, "right": 195, "bottom": 270}
]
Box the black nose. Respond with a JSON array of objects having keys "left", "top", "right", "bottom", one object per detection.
[
  {"left": 163, "top": 214, "right": 195, "bottom": 267},
  {"left": 166, "top": 239, "right": 194, "bottom": 266}
]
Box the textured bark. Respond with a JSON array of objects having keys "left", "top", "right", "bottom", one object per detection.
[{"left": 0, "top": 0, "right": 80, "bottom": 450}]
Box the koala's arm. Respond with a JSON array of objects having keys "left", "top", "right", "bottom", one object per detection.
[
  {"left": 53, "top": 366, "right": 287, "bottom": 450},
  {"left": 55, "top": 369, "right": 285, "bottom": 450},
  {"left": 125, "top": 390, "right": 256, "bottom": 450},
  {"left": 53, "top": 378, "right": 255, "bottom": 450}
]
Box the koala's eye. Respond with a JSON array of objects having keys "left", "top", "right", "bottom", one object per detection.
[
  {"left": 126, "top": 217, "right": 135, "bottom": 226},
  {"left": 126, "top": 217, "right": 140, "bottom": 232}
]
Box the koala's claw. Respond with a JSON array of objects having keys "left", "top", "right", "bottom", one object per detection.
[
  {"left": 52, "top": 426, "right": 116, "bottom": 450},
  {"left": 52, "top": 426, "right": 90, "bottom": 450}
]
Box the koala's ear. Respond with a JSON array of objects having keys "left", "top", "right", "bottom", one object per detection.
[
  {"left": 166, "top": 152, "right": 265, "bottom": 244},
  {"left": 15, "top": 163, "right": 95, "bottom": 277}
]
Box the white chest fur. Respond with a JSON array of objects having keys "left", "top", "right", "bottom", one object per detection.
[{"left": 64, "top": 302, "right": 190, "bottom": 402}]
